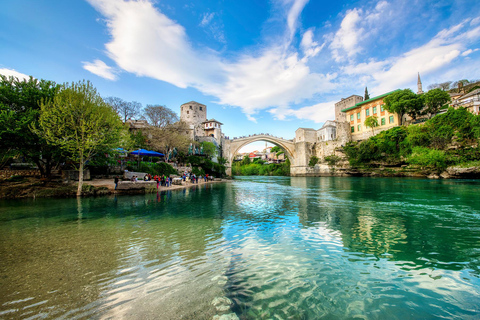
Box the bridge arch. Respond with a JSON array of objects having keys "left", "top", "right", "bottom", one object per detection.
[{"left": 225, "top": 134, "right": 296, "bottom": 175}]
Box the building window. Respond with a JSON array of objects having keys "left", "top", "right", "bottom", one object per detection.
[
  {"left": 366, "top": 108, "right": 370, "bottom": 116},
  {"left": 189, "top": 105, "right": 192, "bottom": 110},
  {"left": 187, "top": 111, "right": 189, "bottom": 114},
  {"left": 357, "top": 112, "right": 361, "bottom": 119},
  {"left": 351, "top": 126, "right": 354, "bottom": 133},
  {"left": 381, "top": 105, "right": 385, "bottom": 112},
  {"left": 350, "top": 114, "right": 354, "bottom": 121},
  {"left": 381, "top": 118, "right": 385, "bottom": 125},
  {"left": 389, "top": 115, "right": 394, "bottom": 124},
  {"left": 373, "top": 106, "right": 377, "bottom": 114},
  {"left": 199, "top": 107, "right": 203, "bottom": 111},
  {"left": 357, "top": 124, "right": 361, "bottom": 131}
]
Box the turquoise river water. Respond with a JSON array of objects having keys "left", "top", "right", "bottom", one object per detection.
[{"left": 1, "top": 176, "right": 480, "bottom": 319}]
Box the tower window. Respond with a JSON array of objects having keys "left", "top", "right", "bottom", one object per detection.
[
  {"left": 199, "top": 107, "right": 203, "bottom": 111},
  {"left": 187, "top": 111, "right": 189, "bottom": 114},
  {"left": 190, "top": 105, "right": 192, "bottom": 110}
]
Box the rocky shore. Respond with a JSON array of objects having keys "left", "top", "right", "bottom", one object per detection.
[
  {"left": 308, "top": 162, "right": 480, "bottom": 179},
  {"left": 0, "top": 177, "right": 230, "bottom": 200}
]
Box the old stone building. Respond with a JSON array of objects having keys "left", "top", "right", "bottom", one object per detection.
[
  {"left": 335, "top": 95, "right": 363, "bottom": 122},
  {"left": 180, "top": 101, "right": 208, "bottom": 139},
  {"left": 179, "top": 101, "right": 224, "bottom": 159}
]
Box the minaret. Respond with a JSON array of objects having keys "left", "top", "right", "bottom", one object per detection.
[{"left": 417, "top": 72, "right": 424, "bottom": 94}]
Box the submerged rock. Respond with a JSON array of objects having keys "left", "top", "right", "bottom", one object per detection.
[
  {"left": 211, "top": 296, "right": 232, "bottom": 311},
  {"left": 212, "top": 312, "right": 239, "bottom": 320}
]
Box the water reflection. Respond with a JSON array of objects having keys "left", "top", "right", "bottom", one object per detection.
[{"left": 1, "top": 177, "right": 480, "bottom": 319}]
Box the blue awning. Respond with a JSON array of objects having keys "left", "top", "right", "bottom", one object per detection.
[{"left": 130, "top": 149, "right": 165, "bottom": 157}]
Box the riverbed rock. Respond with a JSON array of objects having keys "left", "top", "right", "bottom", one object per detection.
[
  {"left": 446, "top": 166, "right": 480, "bottom": 178},
  {"left": 212, "top": 313, "right": 239, "bottom": 320},
  {"left": 212, "top": 296, "right": 233, "bottom": 311}
]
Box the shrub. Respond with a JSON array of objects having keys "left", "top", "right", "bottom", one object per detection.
[
  {"left": 407, "top": 147, "right": 447, "bottom": 172},
  {"left": 308, "top": 156, "right": 319, "bottom": 167},
  {"left": 324, "top": 155, "right": 341, "bottom": 166}
]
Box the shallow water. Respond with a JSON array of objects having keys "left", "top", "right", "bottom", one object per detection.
[{"left": 1, "top": 177, "right": 479, "bottom": 319}]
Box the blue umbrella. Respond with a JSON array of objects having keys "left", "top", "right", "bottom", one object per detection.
[{"left": 130, "top": 149, "right": 165, "bottom": 157}]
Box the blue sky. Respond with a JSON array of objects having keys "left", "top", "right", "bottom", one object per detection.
[{"left": 1, "top": 0, "right": 479, "bottom": 152}]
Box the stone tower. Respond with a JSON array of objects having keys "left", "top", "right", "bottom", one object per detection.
[
  {"left": 180, "top": 101, "right": 207, "bottom": 138},
  {"left": 417, "top": 72, "right": 424, "bottom": 94}
]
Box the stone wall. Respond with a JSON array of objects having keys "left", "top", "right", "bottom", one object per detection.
[
  {"left": 0, "top": 169, "right": 41, "bottom": 179},
  {"left": 62, "top": 170, "right": 91, "bottom": 181}
]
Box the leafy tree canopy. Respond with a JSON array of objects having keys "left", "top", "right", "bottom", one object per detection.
[
  {"left": 39, "top": 80, "right": 125, "bottom": 195},
  {"left": 383, "top": 89, "right": 424, "bottom": 125},
  {"left": 200, "top": 141, "right": 217, "bottom": 159},
  {"left": 0, "top": 75, "right": 61, "bottom": 177},
  {"left": 424, "top": 88, "right": 451, "bottom": 118},
  {"left": 364, "top": 115, "right": 379, "bottom": 134}
]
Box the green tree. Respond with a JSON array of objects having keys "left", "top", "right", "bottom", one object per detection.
[
  {"left": 200, "top": 141, "right": 217, "bottom": 159},
  {"left": 0, "top": 75, "right": 61, "bottom": 178},
  {"left": 39, "top": 80, "right": 124, "bottom": 196},
  {"left": 424, "top": 88, "right": 451, "bottom": 118},
  {"left": 241, "top": 154, "right": 250, "bottom": 166},
  {"left": 364, "top": 115, "right": 379, "bottom": 135},
  {"left": 364, "top": 87, "right": 370, "bottom": 100},
  {"left": 383, "top": 89, "right": 424, "bottom": 125}
]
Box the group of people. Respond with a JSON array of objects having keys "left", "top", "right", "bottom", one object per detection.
[
  {"left": 181, "top": 171, "right": 210, "bottom": 184},
  {"left": 153, "top": 175, "right": 173, "bottom": 189},
  {"left": 114, "top": 171, "right": 214, "bottom": 191}
]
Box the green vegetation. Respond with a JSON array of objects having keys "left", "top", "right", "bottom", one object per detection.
[
  {"left": 383, "top": 89, "right": 424, "bottom": 124},
  {"left": 38, "top": 80, "right": 125, "bottom": 196},
  {"left": 344, "top": 107, "right": 480, "bottom": 173},
  {"left": 324, "top": 155, "right": 341, "bottom": 166},
  {"left": 308, "top": 156, "right": 319, "bottom": 167},
  {"left": 364, "top": 115, "right": 379, "bottom": 135},
  {"left": 126, "top": 161, "right": 177, "bottom": 176},
  {"left": 0, "top": 75, "right": 61, "bottom": 178},
  {"left": 188, "top": 155, "right": 226, "bottom": 177},
  {"left": 232, "top": 158, "right": 290, "bottom": 176},
  {"left": 423, "top": 88, "right": 451, "bottom": 118}
]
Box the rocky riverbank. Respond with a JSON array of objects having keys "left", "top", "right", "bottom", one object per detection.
[
  {"left": 309, "top": 162, "right": 480, "bottom": 179},
  {"left": 0, "top": 177, "right": 230, "bottom": 200}
]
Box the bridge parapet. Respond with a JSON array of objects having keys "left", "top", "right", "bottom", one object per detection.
[{"left": 228, "top": 133, "right": 294, "bottom": 142}]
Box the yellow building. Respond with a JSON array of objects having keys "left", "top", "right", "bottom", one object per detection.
[{"left": 341, "top": 90, "right": 401, "bottom": 141}]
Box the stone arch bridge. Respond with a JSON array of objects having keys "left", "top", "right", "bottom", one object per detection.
[{"left": 222, "top": 134, "right": 298, "bottom": 176}]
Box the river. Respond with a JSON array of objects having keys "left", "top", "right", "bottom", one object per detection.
[{"left": 1, "top": 176, "right": 479, "bottom": 319}]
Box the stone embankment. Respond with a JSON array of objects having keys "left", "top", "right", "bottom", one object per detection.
[
  {"left": 309, "top": 161, "right": 480, "bottom": 179},
  {"left": 0, "top": 177, "right": 229, "bottom": 199}
]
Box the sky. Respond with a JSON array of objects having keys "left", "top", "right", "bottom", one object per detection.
[{"left": 1, "top": 0, "right": 479, "bottom": 152}]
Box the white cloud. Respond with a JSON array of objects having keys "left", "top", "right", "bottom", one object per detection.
[
  {"left": 0, "top": 68, "right": 30, "bottom": 80},
  {"left": 86, "top": 0, "right": 334, "bottom": 122},
  {"left": 300, "top": 29, "right": 323, "bottom": 60},
  {"left": 286, "top": 0, "right": 309, "bottom": 40},
  {"left": 329, "top": 9, "right": 363, "bottom": 62},
  {"left": 461, "top": 48, "right": 479, "bottom": 56},
  {"left": 269, "top": 100, "right": 336, "bottom": 123},
  {"left": 329, "top": 2, "right": 389, "bottom": 62},
  {"left": 341, "top": 18, "right": 480, "bottom": 95},
  {"left": 82, "top": 59, "right": 118, "bottom": 80},
  {"left": 200, "top": 12, "right": 214, "bottom": 26},
  {"left": 199, "top": 12, "right": 225, "bottom": 43}
]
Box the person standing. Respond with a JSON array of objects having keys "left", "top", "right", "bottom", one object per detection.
[{"left": 114, "top": 176, "right": 119, "bottom": 190}]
